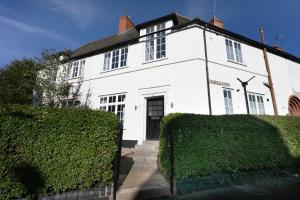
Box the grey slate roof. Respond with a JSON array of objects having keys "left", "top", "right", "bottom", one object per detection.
[
  {"left": 70, "top": 13, "right": 191, "bottom": 59},
  {"left": 70, "top": 28, "right": 139, "bottom": 59},
  {"left": 69, "top": 12, "right": 300, "bottom": 64}
]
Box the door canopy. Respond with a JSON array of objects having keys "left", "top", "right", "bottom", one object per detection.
[{"left": 289, "top": 95, "right": 300, "bottom": 116}]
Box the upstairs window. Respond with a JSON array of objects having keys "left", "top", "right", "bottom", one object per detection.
[
  {"left": 67, "top": 59, "right": 85, "bottom": 79},
  {"left": 248, "top": 93, "right": 265, "bottom": 115},
  {"left": 103, "top": 47, "right": 128, "bottom": 72},
  {"left": 223, "top": 89, "right": 234, "bottom": 114},
  {"left": 225, "top": 39, "right": 243, "bottom": 64},
  {"left": 145, "top": 22, "right": 166, "bottom": 61}
]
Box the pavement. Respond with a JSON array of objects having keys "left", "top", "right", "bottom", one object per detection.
[{"left": 158, "top": 175, "right": 300, "bottom": 200}]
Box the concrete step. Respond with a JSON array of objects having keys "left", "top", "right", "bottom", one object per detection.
[
  {"left": 116, "top": 185, "right": 170, "bottom": 200},
  {"left": 133, "top": 155, "right": 158, "bottom": 165},
  {"left": 135, "top": 149, "right": 159, "bottom": 156},
  {"left": 135, "top": 144, "right": 159, "bottom": 151},
  {"left": 142, "top": 140, "right": 160, "bottom": 147}
]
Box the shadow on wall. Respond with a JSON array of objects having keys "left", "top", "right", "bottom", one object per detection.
[{"left": 10, "top": 163, "right": 45, "bottom": 200}]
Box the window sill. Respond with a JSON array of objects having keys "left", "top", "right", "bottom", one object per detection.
[
  {"left": 227, "top": 60, "right": 247, "bottom": 67},
  {"left": 67, "top": 76, "right": 84, "bottom": 80},
  {"left": 142, "top": 57, "right": 168, "bottom": 65},
  {"left": 100, "top": 66, "right": 129, "bottom": 74}
]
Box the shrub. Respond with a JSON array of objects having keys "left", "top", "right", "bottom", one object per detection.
[
  {"left": 0, "top": 104, "right": 119, "bottom": 200},
  {"left": 159, "top": 114, "right": 300, "bottom": 181}
]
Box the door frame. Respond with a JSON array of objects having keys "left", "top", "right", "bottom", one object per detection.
[
  {"left": 146, "top": 96, "right": 165, "bottom": 140},
  {"left": 139, "top": 88, "right": 169, "bottom": 142}
]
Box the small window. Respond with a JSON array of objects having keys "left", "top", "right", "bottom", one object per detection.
[
  {"left": 100, "top": 94, "right": 126, "bottom": 122},
  {"left": 225, "top": 39, "right": 243, "bottom": 64},
  {"left": 248, "top": 93, "right": 265, "bottom": 114},
  {"left": 223, "top": 89, "right": 234, "bottom": 114}
]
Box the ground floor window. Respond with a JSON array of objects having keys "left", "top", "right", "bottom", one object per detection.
[
  {"left": 223, "top": 89, "right": 234, "bottom": 114},
  {"left": 248, "top": 93, "right": 265, "bottom": 114},
  {"left": 100, "top": 94, "right": 126, "bottom": 122}
]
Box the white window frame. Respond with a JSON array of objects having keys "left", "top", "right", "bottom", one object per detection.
[
  {"left": 99, "top": 93, "right": 126, "bottom": 122},
  {"left": 225, "top": 39, "right": 244, "bottom": 64},
  {"left": 145, "top": 22, "right": 166, "bottom": 62},
  {"left": 103, "top": 47, "right": 128, "bottom": 72},
  {"left": 223, "top": 88, "right": 234, "bottom": 114},
  {"left": 67, "top": 59, "right": 85, "bottom": 79},
  {"left": 248, "top": 93, "right": 265, "bottom": 115}
]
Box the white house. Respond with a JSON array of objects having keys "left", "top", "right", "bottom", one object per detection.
[{"left": 63, "top": 13, "right": 300, "bottom": 145}]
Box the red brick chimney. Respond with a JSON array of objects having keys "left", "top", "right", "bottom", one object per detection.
[
  {"left": 273, "top": 45, "right": 284, "bottom": 51},
  {"left": 209, "top": 17, "right": 224, "bottom": 29},
  {"left": 119, "top": 16, "right": 134, "bottom": 34}
]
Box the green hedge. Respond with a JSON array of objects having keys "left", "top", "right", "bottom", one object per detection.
[
  {"left": 0, "top": 105, "right": 119, "bottom": 200},
  {"left": 159, "top": 114, "right": 300, "bottom": 181}
]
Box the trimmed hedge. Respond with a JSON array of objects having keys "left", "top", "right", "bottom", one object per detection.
[
  {"left": 0, "top": 105, "right": 119, "bottom": 200},
  {"left": 159, "top": 114, "right": 300, "bottom": 181}
]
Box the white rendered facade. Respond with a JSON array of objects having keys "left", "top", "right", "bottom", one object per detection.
[{"left": 65, "top": 14, "right": 300, "bottom": 144}]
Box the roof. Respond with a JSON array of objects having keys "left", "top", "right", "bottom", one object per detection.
[
  {"left": 70, "top": 13, "right": 191, "bottom": 60},
  {"left": 70, "top": 28, "right": 139, "bottom": 59},
  {"left": 69, "top": 12, "right": 300, "bottom": 64},
  {"left": 181, "top": 18, "right": 300, "bottom": 64}
]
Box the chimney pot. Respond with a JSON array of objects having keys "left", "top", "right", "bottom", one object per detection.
[
  {"left": 119, "top": 16, "right": 134, "bottom": 34},
  {"left": 209, "top": 17, "right": 224, "bottom": 29},
  {"left": 273, "top": 45, "right": 283, "bottom": 51}
]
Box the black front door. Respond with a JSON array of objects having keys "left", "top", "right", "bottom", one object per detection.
[{"left": 146, "top": 97, "right": 164, "bottom": 140}]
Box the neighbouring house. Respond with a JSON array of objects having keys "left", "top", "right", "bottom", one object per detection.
[{"left": 61, "top": 13, "right": 300, "bottom": 145}]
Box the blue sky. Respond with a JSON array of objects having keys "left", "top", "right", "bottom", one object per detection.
[{"left": 0, "top": 0, "right": 299, "bottom": 67}]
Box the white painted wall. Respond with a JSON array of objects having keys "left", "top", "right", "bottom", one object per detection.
[{"left": 65, "top": 22, "right": 300, "bottom": 144}]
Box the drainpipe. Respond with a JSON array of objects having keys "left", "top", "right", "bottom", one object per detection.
[
  {"left": 203, "top": 24, "right": 212, "bottom": 115},
  {"left": 260, "top": 28, "right": 278, "bottom": 116}
]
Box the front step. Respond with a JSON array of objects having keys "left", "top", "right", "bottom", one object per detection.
[
  {"left": 133, "top": 155, "right": 158, "bottom": 164},
  {"left": 135, "top": 144, "right": 159, "bottom": 151},
  {"left": 142, "top": 140, "right": 159, "bottom": 146},
  {"left": 116, "top": 185, "right": 170, "bottom": 200}
]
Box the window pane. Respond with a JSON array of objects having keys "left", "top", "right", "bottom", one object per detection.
[
  {"left": 234, "top": 42, "right": 243, "bottom": 63},
  {"left": 72, "top": 61, "right": 79, "bottom": 78},
  {"left": 67, "top": 63, "right": 72, "bottom": 79},
  {"left": 145, "top": 26, "right": 155, "bottom": 61},
  {"left": 225, "top": 39, "right": 234, "bottom": 61},
  {"left": 248, "top": 94, "right": 258, "bottom": 114},
  {"left": 103, "top": 52, "right": 111, "bottom": 71},
  {"left": 257, "top": 96, "right": 265, "bottom": 114},
  {"left": 223, "top": 89, "right": 233, "bottom": 114},
  {"left": 120, "top": 47, "right": 128, "bottom": 67},
  {"left": 156, "top": 23, "right": 166, "bottom": 59},
  {"left": 112, "top": 50, "right": 119, "bottom": 69},
  {"left": 79, "top": 60, "right": 85, "bottom": 76}
]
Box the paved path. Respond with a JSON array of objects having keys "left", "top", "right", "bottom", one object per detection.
[{"left": 117, "top": 141, "right": 170, "bottom": 200}]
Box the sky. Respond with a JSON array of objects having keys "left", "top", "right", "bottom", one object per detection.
[{"left": 0, "top": 0, "right": 299, "bottom": 67}]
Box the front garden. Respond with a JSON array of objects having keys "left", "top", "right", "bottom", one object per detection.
[
  {"left": 159, "top": 113, "right": 300, "bottom": 194},
  {"left": 0, "top": 104, "right": 120, "bottom": 200}
]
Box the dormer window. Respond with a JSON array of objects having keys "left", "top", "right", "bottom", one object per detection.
[
  {"left": 145, "top": 22, "right": 166, "bottom": 61},
  {"left": 103, "top": 47, "right": 128, "bottom": 72}
]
